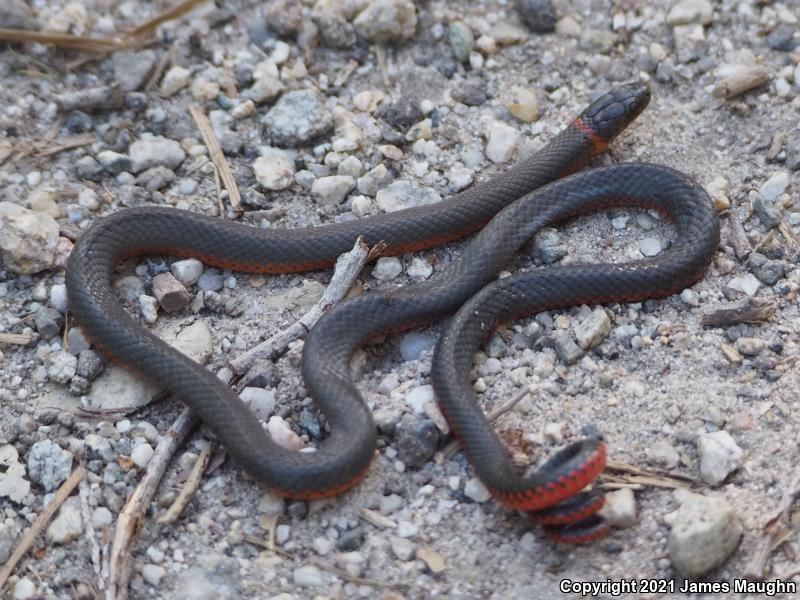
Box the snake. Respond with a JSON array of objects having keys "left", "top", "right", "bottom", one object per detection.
[{"left": 65, "top": 82, "right": 719, "bottom": 543}]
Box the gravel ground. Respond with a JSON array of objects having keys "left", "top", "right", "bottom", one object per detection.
[{"left": 2, "top": 0, "right": 800, "bottom": 598}]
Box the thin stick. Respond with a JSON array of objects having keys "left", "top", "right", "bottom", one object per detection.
[
  {"left": 189, "top": 104, "right": 241, "bottom": 212},
  {"left": 0, "top": 28, "right": 125, "bottom": 53},
  {"left": 125, "top": 0, "right": 211, "bottom": 40},
  {"left": 701, "top": 297, "right": 776, "bottom": 327},
  {"left": 145, "top": 49, "right": 172, "bottom": 92},
  {"left": 157, "top": 441, "right": 212, "bottom": 524},
  {"left": 229, "top": 237, "right": 381, "bottom": 376},
  {"left": 604, "top": 459, "right": 700, "bottom": 484},
  {"left": 106, "top": 408, "right": 198, "bottom": 600},
  {"left": 440, "top": 386, "right": 532, "bottom": 460},
  {"left": 0, "top": 466, "right": 86, "bottom": 591},
  {"left": 0, "top": 332, "right": 33, "bottom": 345}
]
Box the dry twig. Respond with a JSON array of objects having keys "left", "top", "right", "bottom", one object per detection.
[
  {"left": 189, "top": 104, "right": 241, "bottom": 212},
  {"left": 0, "top": 466, "right": 86, "bottom": 591},
  {"left": 701, "top": 297, "right": 776, "bottom": 327},
  {"left": 125, "top": 0, "right": 211, "bottom": 40},
  {"left": 439, "top": 385, "right": 532, "bottom": 460},
  {"left": 106, "top": 408, "right": 198, "bottom": 600},
  {"left": 157, "top": 441, "right": 212, "bottom": 524},
  {"left": 0, "top": 332, "right": 33, "bottom": 345},
  {"left": 0, "top": 28, "right": 126, "bottom": 53},
  {"left": 229, "top": 237, "right": 382, "bottom": 377},
  {"left": 601, "top": 460, "right": 699, "bottom": 490}
]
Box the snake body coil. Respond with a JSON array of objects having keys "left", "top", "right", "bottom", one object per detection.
[{"left": 66, "top": 83, "right": 719, "bottom": 543}]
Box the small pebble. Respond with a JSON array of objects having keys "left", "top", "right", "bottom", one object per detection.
[
  {"left": 311, "top": 175, "right": 355, "bottom": 205},
  {"left": 399, "top": 332, "right": 435, "bottom": 361},
  {"left": 267, "top": 416, "right": 305, "bottom": 450},
  {"left": 666, "top": 0, "right": 713, "bottom": 26},
  {"left": 139, "top": 295, "right": 159, "bottom": 324},
  {"left": 697, "top": 430, "right": 743, "bottom": 486},
  {"left": 448, "top": 21, "right": 474, "bottom": 63},
  {"left": 46, "top": 497, "right": 83, "bottom": 544},
  {"left": 92, "top": 507, "right": 113, "bottom": 528},
  {"left": 152, "top": 272, "right": 189, "bottom": 312},
  {"left": 372, "top": 257, "right": 403, "bottom": 281},
  {"left": 171, "top": 259, "right": 204, "bottom": 287},
  {"left": 759, "top": 172, "right": 789, "bottom": 203},
  {"left": 600, "top": 488, "right": 637, "bottom": 528},
  {"left": 161, "top": 65, "right": 191, "bottom": 96},
  {"left": 646, "top": 440, "right": 681, "bottom": 469},
  {"left": 552, "top": 330, "right": 583, "bottom": 364},
  {"left": 253, "top": 150, "right": 295, "bottom": 191},
  {"left": 142, "top": 564, "right": 166, "bottom": 586},
  {"left": 573, "top": 308, "right": 611, "bottom": 349},
  {"left": 240, "top": 387, "right": 276, "bottom": 420},
  {"left": 293, "top": 565, "right": 324, "bottom": 587},
  {"left": 639, "top": 238, "right": 662, "bottom": 257},
  {"left": 464, "top": 477, "right": 492, "bottom": 503},
  {"left": 485, "top": 121, "right": 519, "bottom": 164},
  {"left": 13, "top": 579, "right": 35, "bottom": 600},
  {"left": 131, "top": 443, "right": 155, "bottom": 468},
  {"left": 507, "top": 87, "right": 540, "bottom": 123},
  {"left": 393, "top": 414, "right": 438, "bottom": 468},
  {"left": 516, "top": 0, "right": 557, "bottom": 33}
]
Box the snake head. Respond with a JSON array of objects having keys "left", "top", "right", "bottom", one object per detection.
[{"left": 579, "top": 82, "right": 651, "bottom": 145}]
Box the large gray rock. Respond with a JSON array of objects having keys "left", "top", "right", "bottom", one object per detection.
[
  {"left": 668, "top": 491, "right": 743, "bottom": 577},
  {"left": 27, "top": 440, "right": 73, "bottom": 492},
  {"left": 0, "top": 202, "right": 59, "bottom": 274}
]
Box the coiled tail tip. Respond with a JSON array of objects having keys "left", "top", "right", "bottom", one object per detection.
[{"left": 491, "top": 438, "right": 609, "bottom": 544}]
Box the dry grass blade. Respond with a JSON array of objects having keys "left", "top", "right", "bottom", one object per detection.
[
  {"left": 602, "top": 460, "right": 699, "bottom": 490},
  {"left": 702, "top": 297, "right": 776, "bottom": 327},
  {"left": 0, "top": 28, "right": 125, "bottom": 53},
  {"left": 0, "top": 466, "right": 86, "bottom": 591},
  {"left": 604, "top": 459, "right": 700, "bottom": 485},
  {"left": 189, "top": 105, "right": 241, "bottom": 212},
  {"left": 10, "top": 134, "right": 95, "bottom": 163},
  {"left": 125, "top": 0, "right": 211, "bottom": 40}
]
